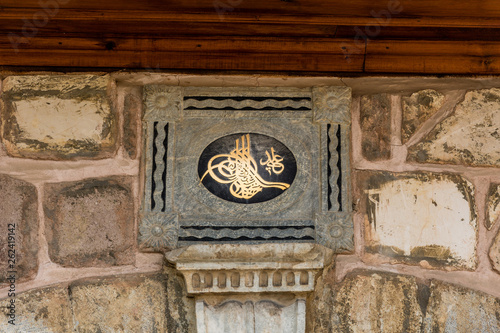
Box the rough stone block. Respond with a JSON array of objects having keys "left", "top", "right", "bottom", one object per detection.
[
  {"left": 1, "top": 75, "right": 117, "bottom": 160},
  {"left": 70, "top": 274, "right": 167, "bottom": 332},
  {"left": 308, "top": 271, "right": 423, "bottom": 332},
  {"left": 355, "top": 171, "right": 477, "bottom": 269},
  {"left": 0, "top": 174, "right": 38, "bottom": 284},
  {"left": 123, "top": 90, "right": 141, "bottom": 159},
  {"left": 360, "top": 94, "right": 391, "bottom": 161},
  {"left": 424, "top": 281, "right": 500, "bottom": 332},
  {"left": 0, "top": 140, "right": 6, "bottom": 157},
  {"left": 0, "top": 285, "right": 73, "bottom": 332},
  {"left": 163, "top": 264, "right": 196, "bottom": 332},
  {"left": 408, "top": 88, "right": 500, "bottom": 166},
  {"left": 402, "top": 89, "right": 444, "bottom": 142},
  {"left": 487, "top": 184, "right": 500, "bottom": 230},
  {"left": 490, "top": 229, "right": 500, "bottom": 274},
  {"left": 44, "top": 177, "right": 134, "bottom": 267}
]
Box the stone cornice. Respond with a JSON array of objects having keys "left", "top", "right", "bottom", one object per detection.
[{"left": 165, "top": 243, "right": 333, "bottom": 295}]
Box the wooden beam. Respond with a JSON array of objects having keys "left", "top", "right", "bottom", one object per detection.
[
  {"left": 366, "top": 41, "right": 500, "bottom": 74},
  {"left": 4, "top": 36, "right": 500, "bottom": 75},
  {"left": 0, "top": 38, "right": 364, "bottom": 72},
  {"left": 2, "top": 0, "right": 500, "bottom": 22},
  {"left": 2, "top": 7, "right": 500, "bottom": 31},
  {"left": 2, "top": 1, "right": 500, "bottom": 74}
]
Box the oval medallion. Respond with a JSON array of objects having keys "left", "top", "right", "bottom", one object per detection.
[{"left": 198, "top": 133, "right": 297, "bottom": 204}]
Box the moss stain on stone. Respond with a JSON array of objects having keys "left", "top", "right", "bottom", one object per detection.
[
  {"left": 163, "top": 264, "right": 196, "bottom": 333},
  {"left": 486, "top": 184, "right": 500, "bottom": 229},
  {"left": 416, "top": 283, "right": 431, "bottom": 318},
  {"left": 451, "top": 175, "right": 477, "bottom": 223},
  {"left": 367, "top": 244, "right": 406, "bottom": 257},
  {"left": 410, "top": 245, "right": 452, "bottom": 260},
  {"left": 402, "top": 89, "right": 444, "bottom": 142}
]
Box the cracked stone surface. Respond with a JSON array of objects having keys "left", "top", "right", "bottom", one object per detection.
[
  {"left": 402, "top": 89, "right": 444, "bottom": 143},
  {"left": 408, "top": 88, "right": 500, "bottom": 166}
]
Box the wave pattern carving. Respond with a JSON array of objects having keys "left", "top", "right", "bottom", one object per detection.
[
  {"left": 180, "top": 227, "right": 315, "bottom": 240},
  {"left": 184, "top": 98, "right": 311, "bottom": 110}
]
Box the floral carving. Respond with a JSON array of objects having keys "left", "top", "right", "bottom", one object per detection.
[
  {"left": 312, "top": 86, "right": 352, "bottom": 124},
  {"left": 139, "top": 213, "right": 178, "bottom": 249},
  {"left": 143, "top": 85, "right": 182, "bottom": 121},
  {"left": 315, "top": 213, "right": 354, "bottom": 252}
]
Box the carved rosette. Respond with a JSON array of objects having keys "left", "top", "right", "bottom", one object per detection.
[
  {"left": 315, "top": 213, "right": 354, "bottom": 252},
  {"left": 143, "top": 85, "right": 182, "bottom": 121},
  {"left": 139, "top": 212, "right": 178, "bottom": 250},
  {"left": 312, "top": 86, "right": 352, "bottom": 124}
]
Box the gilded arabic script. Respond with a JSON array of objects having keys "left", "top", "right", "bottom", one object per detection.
[
  {"left": 200, "top": 134, "right": 290, "bottom": 199},
  {"left": 260, "top": 147, "right": 284, "bottom": 175}
]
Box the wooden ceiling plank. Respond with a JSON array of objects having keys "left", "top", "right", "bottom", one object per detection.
[
  {"left": 2, "top": 8, "right": 500, "bottom": 29},
  {"left": 0, "top": 49, "right": 364, "bottom": 72},
  {"left": 0, "top": 36, "right": 360, "bottom": 54},
  {"left": 366, "top": 40, "right": 500, "bottom": 74},
  {"left": 3, "top": 0, "right": 500, "bottom": 19}
]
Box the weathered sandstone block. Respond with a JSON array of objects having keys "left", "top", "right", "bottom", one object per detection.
[
  {"left": 360, "top": 94, "right": 391, "bottom": 160},
  {"left": 424, "top": 281, "right": 500, "bottom": 332},
  {"left": 490, "top": 229, "right": 500, "bottom": 274},
  {"left": 162, "top": 265, "right": 197, "bottom": 333},
  {"left": 44, "top": 177, "right": 134, "bottom": 267},
  {"left": 487, "top": 184, "right": 500, "bottom": 230},
  {"left": 355, "top": 171, "right": 477, "bottom": 269},
  {"left": 402, "top": 89, "right": 444, "bottom": 142},
  {"left": 409, "top": 88, "right": 500, "bottom": 166},
  {"left": 0, "top": 174, "right": 38, "bottom": 284},
  {"left": 0, "top": 285, "right": 73, "bottom": 332},
  {"left": 123, "top": 91, "right": 141, "bottom": 159},
  {"left": 70, "top": 274, "right": 168, "bottom": 332},
  {"left": 308, "top": 271, "right": 423, "bottom": 332},
  {"left": 1, "top": 75, "right": 116, "bottom": 160}
]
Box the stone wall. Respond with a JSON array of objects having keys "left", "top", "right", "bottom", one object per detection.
[{"left": 0, "top": 74, "right": 499, "bottom": 332}]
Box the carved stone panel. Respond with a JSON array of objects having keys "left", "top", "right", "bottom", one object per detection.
[
  {"left": 196, "top": 298, "right": 306, "bottom": 333},
  {"left": 166, "top": 243, "right": 331, "bottom": 333},
  {"left": 140, "top": 86, "right": 352, "bottom": 252},
  {"left": 165, "top": 243, "right": 332, "bottom": 293}
]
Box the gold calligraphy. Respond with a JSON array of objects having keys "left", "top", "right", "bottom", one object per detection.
[
  {"left": 200, "top": 134, "right": 290, "bottom": 199},
  {"left": 260, "top": 147, "right": 284, "bottom": 175}
]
